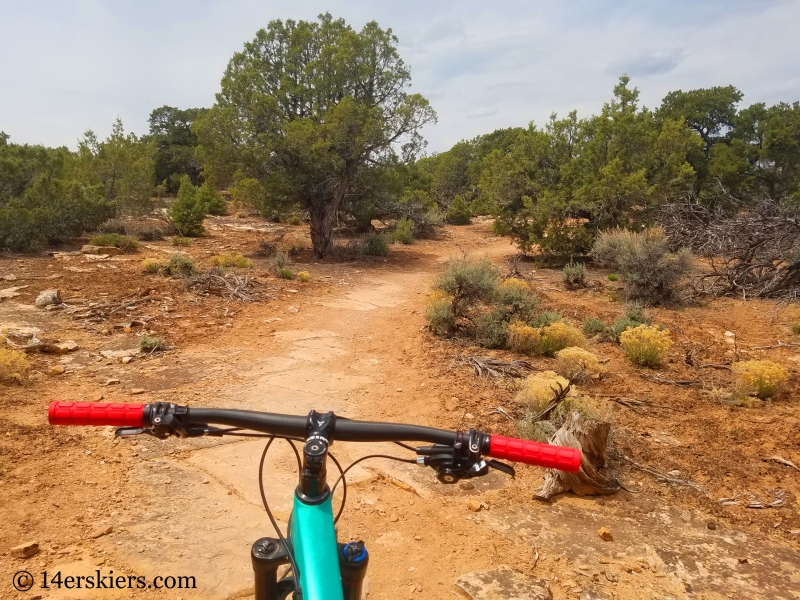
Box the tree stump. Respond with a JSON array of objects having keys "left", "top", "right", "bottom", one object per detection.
[{"left": 535, "top": 412, "right": 620, "bottom": 499}]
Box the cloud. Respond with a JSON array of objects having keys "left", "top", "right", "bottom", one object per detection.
[
  {"left": 606, "top": 48, "right": 685, "bottom": 78},
  {"left": 466, "top": 107, "right": 498, "bottom": 119},
  {"left": 414, "top": 19, "right": 465, "bottom": 46}
]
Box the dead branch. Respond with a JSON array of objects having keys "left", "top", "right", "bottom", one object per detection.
[
  {"left": 751, "top": 340, "right": 800, "bottom": 350},
  {"left": 640, "top": 373, "right": 702, "bottom": 387},
  {"left": 746, "top": 489, "right": 786, "bottom": 509},
  {"left": 186, "top": 269, "right": 271, "bottom": 302},
  {"left": 615, "top": 454, "right": 703, "bottom": 491},
  {"left": 762, "top": 456, "right": 800, "bottom": 472},
  {"left": 530, "top": 380, "right": 574, "bottom": 423},
  {"left": 456, "top": 355, "right": 536, "bottom": 378}
]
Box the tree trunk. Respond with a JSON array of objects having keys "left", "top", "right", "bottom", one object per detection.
[
  {"left": 309, "top": 201, "right": 336, "bottom": 259},
  {"left": 535, "top": 412, "right": 620, "bottom": 500}
]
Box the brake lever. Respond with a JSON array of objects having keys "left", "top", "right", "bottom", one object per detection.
[
  {"left": 114, "top": 424, "right": 223, "bottom": 438},
  {"left": 487, "top": 459, "right": 515, "bottom": 478}
]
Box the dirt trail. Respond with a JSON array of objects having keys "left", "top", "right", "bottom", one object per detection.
[{"left": 2, "top": 220, "right": 800, "bottom": 599}]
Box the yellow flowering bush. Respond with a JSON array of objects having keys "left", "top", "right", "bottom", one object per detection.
[
  {"left": 508, "top": 322, "right": 586, "bottom": 356},
  {"left": 619, "top": 325, "right": 672, "bottom": 367},
  {"left": 297, "top": 271, "right": 310, "bottom": 282},
  {"left": 555, "top": 347, "right": 605, "bottom": 380},
  {"left": 141, "top": 257, "right": 166, "bottom": 273},
  {"left": 732, "top": 360, "right": 789, "bottom": 399},
  {"left": 498, "top": 278, "right": 530, "bottom": 293},
  {"left": 208, "top": 252, "right": 253, "bottom": 268},
  {"left": 515, "top": 371, "right": 571, "bottom": 410},
  {"left": 0, "top": 349, "right": 30, "bottom": 384}
]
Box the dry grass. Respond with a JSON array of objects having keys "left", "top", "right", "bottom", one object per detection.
[{"left": 0, "top": 349, "right": 30, "bottom": 384}]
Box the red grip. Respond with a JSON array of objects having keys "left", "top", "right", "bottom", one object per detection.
[
  {"left": 488, "top": 435, "right": 581, "bottom": 472},
  {"left": 48, "top": 401, "right": 145, "bottom": 427}
]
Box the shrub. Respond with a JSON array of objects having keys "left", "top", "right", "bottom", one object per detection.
[
  {"left": 141, "top": 258, "right": 165, "bottom": 273},
  {"left": 612, "top": 305, "right": 650, "bottom": 340},
  {"left": 0, "top": 349, "right": 30, "bottom": 384},
  {"left": 167, "top": 176, "right": 207, "bottom": 236},
  {"left": 255, "top": 240, "right": 277, "bottom": 257},
  {"left": 426, "top": 300, "right": 456, "bottom": 336},
  {"left": 97, "top": 218, "right": 128, "bottom": 235},
  {"left": 445, "top": 195, "right": 472, "bottom": 225},
  {"left": 534, "top": 322, "right": 586, "bottom": 356},
  {"left": 278, "top": 268, "right": 294, "bottom": 279},
  {"left": 362, "top": 232, "right": 389, "bottom": 256},
  {"left": 491, "top": 219, "right": 512, "bottom": 236},
  {"left": 474, "top": 310, "right": 509, "bottom": 349},
  {"left": 516, "top": 417, "right": 557, "bottom": 443},
  {"left": 555, "top": 347, "right": 605, "bottom": 381},
  {"left": 592, "top": 228, "right": 693, "bottom": 306},
  {"left": 171, "top": 236, "right": 191, "bottom": 246},
  {"left": 196, "top": 183, "right": 227, "bottom": 216},
  {"left": 583, "top": 317, "right": 608, "bottom": 337},
  {"left": 90, "top": 233, "right": 139, "bottom": 252},
  {"left": 732, "top": 360, "right": 789, "bottom": 399},
  {"left": 163, "top": 254, "right": 196, "bottom": 278},
  {"left": 515, "top": 371, "right": 571, "bottom": 409},
  {"left": 139, "top": 335, "right": 167, "bottom": 352},
  {"left": 269, "top": 251, "right": 291, "bottom": 275},
  {"left": 208, "top": 252, "right": 253, "bottom": 268},
  {"left": 297, "top": 271, "right": 310, "bottom": 283},
  {"left": 562, "top": 262, "right": 588, "bottom": 289},
  {"left": 494, "top": 279, "right": 538, "bottom": 323},
  {"left": 507, "top": 323, "right": 541, "bottom": 354},
  {"left": 792, "top": 323, "right": 800, "bottom": 335},
  {"left": 608, "top": 274, "right": 619, "bottom": 281},
  {"left": 531, "top": 310, "right": 564, "bottom": 327},
  {"left": 133, "top": 226, "right": 163, "bottom": 241},
  {"left": 434, "top": 257, "right": 500, "bottom": 317},
  {"left": 619, "top": 325, "right": 672, "bottom": 367},
  {"left": 390, "top": 216, "right": 415, "bottom": 245}
]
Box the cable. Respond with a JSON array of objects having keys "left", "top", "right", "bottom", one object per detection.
[
  {"left": 258, "top": 436, "right": 302, "bottom": 595},
  {"left": 331, "top": 454, "right": 418, "bottom": 523},
  {"left": 327, "top": 451, "right": 347, "bottom": 525},
  {"left": 393, "top": 441, "right": 417, "bottom": 452}
]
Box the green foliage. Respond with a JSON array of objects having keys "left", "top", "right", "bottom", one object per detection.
[
  {"left": 612, "top": 305, "right": 651, "bottom": 340},
  {"left": 148, "top": 106, "right": 207, "bottom": 193},
  {"left": 163, "top": 254, "right": 196, "bottom": 278},
  {"left": 531, "top": 310, "right": 564, "bottom": 327},
  {"left": 608, "top": 273, "right": 619, "bottom": 281},
  {"left": 167, "top": 176, "right": 207, "bottom": 236},
  {"left": 445, "top": 195, "right": 472, "bottom": 225},
  {"left": 583, "top": 317, "right": 608, "bottom": 337},
  {"left": 171, "top": 236, "right": 191, "bottom": 246},
  {"left": 256, "top": 240, "right": 277, "bottom": 257},
  {"left": 592, "top": 228, "right": 694, "bottom": 305},
  {"left": 390, "top": 216, "right": 415, "bottom": 244},
  {"left": 792, "top": 323, "right": 800, "bottom": 335},
  {"left": 434, "top": 257, "right": 500, "bottom": 317},
  {"left": 562, "top": 262, "right": 588, "bottom": 289},
  {"left": 426, "top": 300, "right": 456, "bottom": 336},
  {"left": 89, "top": 233, "right": 139, "bottom": 252},
  {"left": 195, "top": 14, "right": 436, "bottom": 258},
  {"left": 132, "top": 226, "right": 164, "bottom": 241},
  {"left": 139, "top": 335, "right": 168, "bottom": 352},
  {"left": 278, "top": 268, "right": 294, "bottom": 279},
  {"left": 515, "top": 417, "right": 557, "bottom": 443},
  {"left": 490, "top": 219, "right": 511, "bottom": 236},
  {"left": 493, "top": 280, "right": 538, "bottom": 323},
  {"left": 362, "top": 232, "right": 390, "bottom": 256},
  {"left": 269, "top": 251, "right": 291, "bottom": 275},
  {"left": 196, "top": 183, "right": 227, "bottom": 215},
  {"left": 474, "top": 309, "right": 510, "bottom": 349}
]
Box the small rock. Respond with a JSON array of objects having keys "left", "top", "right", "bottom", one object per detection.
[
  {"left": 738, "top": 557, "right": 748, "bottom": 564},
  {"left": 396, "top": 387, "right": 403, "bottom": 392},
  {"left": 35, "top": 289, "right": 62, "bottom": 307},
  {"left": 81, "top": 245, "right": 123, "bottom": 256},
  {"left": 414, "top": 535, "right": 422, "bottom": 541},
  {"left": 202, "top": 479, "right": 210, "bottom": 484},
  {"left": 598, "top": 527, "right": 614, "bottom": 541},
  {"left": 10, "top": 541, "right": 40, "bottom": 558},
  {"left": 389, "top": 514, "right": 399, "bottom": 522},
  {"left": 121, "top": 356, "right": 133, "bottom": 364},
  {"left": 467, "top": 499, "right": 483, "bottom": 512},
  {"left": 464, "top": 412, "right": 474, "bottom": 420},
  {"left": 459, "top": 481, "right": 475, "bottom": 490},
  {"left": 41, "top": 340, "right": 78, "bottom": 354},
  {"left": 105, "top": 378, "right": 120, "bottom": 385},
  {"left": 707, "top": 520, "right": 717, "bottom": 530},
  {"left": 90, "top": 525, "right": 114, "bottom": 539},
  {"left": 667, "top": 469, "right": 681, "bottom": 477},
  {"left": 130, "top": 388, "right": 146, "bottom": 395},
  {"left": 95, "top": 558, "right": 106, "bottom": 566},
  {"left": 287, "top": 306, "right": 299, "bottom": 313},
  {"left": 49, "top": 365, "right": 66, "bottom": 375}
]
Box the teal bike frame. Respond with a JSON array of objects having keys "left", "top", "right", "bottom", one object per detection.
[{"left": 290, "top": 494, "right": 344, "bottom": 600}]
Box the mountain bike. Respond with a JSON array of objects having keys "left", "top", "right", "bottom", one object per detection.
[{"left": 48, "top": 401, "right": 581, "bottom": 600}]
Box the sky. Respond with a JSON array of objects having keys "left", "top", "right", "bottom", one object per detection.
[{"left": 2, "top": 0, "right": 799, "bottom": 153}]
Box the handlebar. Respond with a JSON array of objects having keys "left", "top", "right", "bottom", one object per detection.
[{"left": 47, "top": 401, "right": 581, "bottom": 472}]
